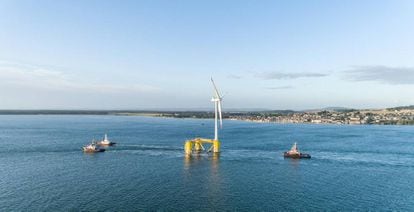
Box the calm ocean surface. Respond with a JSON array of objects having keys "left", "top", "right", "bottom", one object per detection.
[{"left": 0, "top": 115, "right": 413, "bottom": 211}]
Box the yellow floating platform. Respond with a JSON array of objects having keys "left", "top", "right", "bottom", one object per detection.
[{"left": 184, "top": 138, "right": 220, "bottom": 155}]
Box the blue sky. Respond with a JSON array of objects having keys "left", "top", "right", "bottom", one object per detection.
[{"left": 1, "top": 0, "right": 414, "bottom": 110}]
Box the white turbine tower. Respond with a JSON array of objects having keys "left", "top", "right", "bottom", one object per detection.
[{"left": 211, "top": 77, "right": 223, "bottom": 141}]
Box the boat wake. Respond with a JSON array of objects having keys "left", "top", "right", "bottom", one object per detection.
[
  {"left": 115, "top": 144, "right": 182, "bottom": 151},
  {"left": 106, "top": 144, "right": 183, "bottom": 157},
  {"left": 315, "top": 151, "right": 414, "bottom": 168}
]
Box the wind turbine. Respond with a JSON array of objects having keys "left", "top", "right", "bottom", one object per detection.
[
  {"left": 211, "top": 77, "right": 223, "bottom": 141},
  {"left": 183, "top": 78, "right": 224, "bottom": 155}
]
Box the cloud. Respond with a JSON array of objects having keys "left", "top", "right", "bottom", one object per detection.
[
  {"left": 255, "top": 71, "right": 328, "bottom": 80},
  {"left": 344, "top": 65, "right": 414, "bottom": 84},
  {"left": 227, "top": 74, "right": 242, "bottom": 79},
  {"left": 0, "top": 60, "right": 160, "bottom": 93},
  {"left": 265, "top": 86, "right": 294, "bottom": 90}
]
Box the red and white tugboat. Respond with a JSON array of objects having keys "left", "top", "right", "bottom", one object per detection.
[
  {"left": 82, "top": 141, "right": 105, "bottom": 153},
  {"left": 284, "top": 142, "right": 311, "bottom": 159}
]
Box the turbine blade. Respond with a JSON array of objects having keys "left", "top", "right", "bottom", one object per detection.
[
  {"left": 210, "top": 77, "right": 221, "bottom": 98},
  {"left": 218, "top": 101, "right": 223, "bottom": 128}
]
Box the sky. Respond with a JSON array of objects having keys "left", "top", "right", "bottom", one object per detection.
[{"left": 1, "top": 0, "right": 414, "bottom": 110}]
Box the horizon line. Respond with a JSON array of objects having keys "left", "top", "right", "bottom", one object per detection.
[{"left": 0, "top": 105, "right": 412, "bottom": 112}]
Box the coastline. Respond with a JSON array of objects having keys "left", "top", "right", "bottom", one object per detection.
[{"left": 0, "top": 110, "right": 413, "bottom": 125}]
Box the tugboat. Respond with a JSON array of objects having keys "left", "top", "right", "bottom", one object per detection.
[
  {"left": 82, "top": 141, "right": 105, "bottom": 153},
  {"left": 283, "top": 142, "right": 311, "bottom": 159},
  {"left": 96, "top": 134, "right": 116, "bottom": 146}
]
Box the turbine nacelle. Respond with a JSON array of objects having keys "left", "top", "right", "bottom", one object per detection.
[{"left": 211, "top": 97, "right": 221, "bottom": 102}]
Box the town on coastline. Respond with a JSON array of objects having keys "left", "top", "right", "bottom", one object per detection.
[
  {"left": 228, "top": 108, "right": 414, "bottom": 125},
  {"left": 1, "top": 105, "right": 413, "bottom": 125},
  {"left": 151, "top": 106, "right": 414, "bottom": 125}
]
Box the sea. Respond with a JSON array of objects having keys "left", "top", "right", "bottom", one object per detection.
[{"left": 0, "top": 115, "right": 413, "bottom": 211}]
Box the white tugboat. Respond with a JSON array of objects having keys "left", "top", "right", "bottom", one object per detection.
[
  {"left": 96, "top": 134, "right": 116, "bottom": 146},
  {"left": 82, "top": 141, "right": 105, "bottom": 153}
]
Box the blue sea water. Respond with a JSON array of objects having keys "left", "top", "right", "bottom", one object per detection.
[{"left": 0, "top": 115, "right": 413, "bottom": 211}]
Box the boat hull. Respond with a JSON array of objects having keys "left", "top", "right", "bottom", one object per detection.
[
  {"left": 283, "top": 152, "right": 311, "bottom": 159},
  {"left": 97, "top": 142, "right": 116, "bottom": 146},
  {"left": 82, "top": 148, "right": 106, "bottom": 153}
]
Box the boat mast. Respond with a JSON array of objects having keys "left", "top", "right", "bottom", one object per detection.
[{"left": 291, "top": 142, "right": 298, "bottom": 152}]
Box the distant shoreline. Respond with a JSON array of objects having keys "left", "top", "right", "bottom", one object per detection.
[
  {"left": 1, "top": 108, "right": 413, "bottom": 125},
  {"left": 0, "top": 110, "right": 170, "bottom": 116}
]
